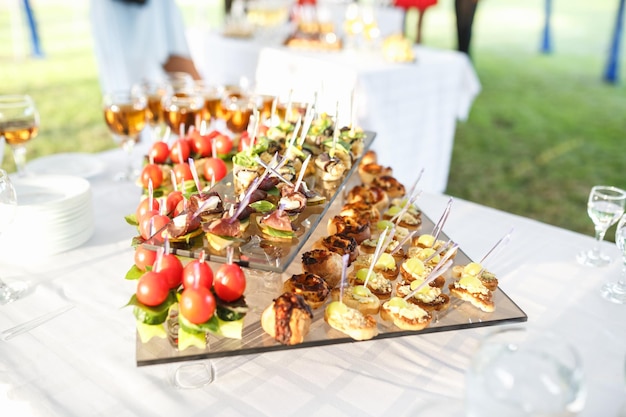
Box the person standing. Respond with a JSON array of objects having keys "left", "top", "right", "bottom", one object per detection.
[
  {"left": 455, "top": 0, "right": 479, "bottom": 56},
  {"left": 393, "top": 0, "right": 438, "bottom": 44},
  {"left": 90, "top": 0, "right": 201, "bottom": 94}
]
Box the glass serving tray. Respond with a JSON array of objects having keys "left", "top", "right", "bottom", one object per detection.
[
  {"left": 144, "top": 131, "right": 376, "bottom": 273},
  {"left": 136, "top": 175, "right": 528, "bottom": 366}
]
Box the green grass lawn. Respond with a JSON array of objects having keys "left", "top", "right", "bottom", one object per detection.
[{"left": 1, "top": 0, "right": 625, "bottom": 239}]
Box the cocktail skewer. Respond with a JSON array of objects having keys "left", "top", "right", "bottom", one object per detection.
[
  {"left": 432, "top": 197, "right": 453, "bottom": 242},
  {"left": 364, "top": 227, "right": 388, "bottom": 288}
]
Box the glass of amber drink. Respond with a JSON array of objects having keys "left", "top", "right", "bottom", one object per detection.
[
  {"left": 194, "top": 81, "right": 225, "bottom": 131},
  {"left": 162, "top": 87, "right": 204, "bottom": 138},
  {"left": 103, "top": 89, "right": 147, "bottom": 180},
  {"left": 221, "top": 91, "right": 259, "bottom": 135},
  {"left": 0, "top": 95, "right": 39, "bottom": 177},
  {"left": 138, "top": 80, "right": 169, "bottom": 141}
]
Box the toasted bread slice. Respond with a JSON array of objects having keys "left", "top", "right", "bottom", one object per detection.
[
  {"left": 448, "top": 281, "right": 495, "bottom": 313},
  {"left": 324, "top": 301, "right": 379, "bottom": 341},
  {"left": 380, "top": 297, "right": 432, "bottom": 331},
  {"left": 395, "top": 281, "right": 450, "bottom": 312},
  {"left": 283, "top": 272, "right": 331, "bottom": 309},
  {"left": 301, "top": 249, "right": 343, "bottom": 289},
  {"left": 330, "top": 285, "right": 381, "bottom": 315},
  {"left": 261, "top": 292, "right": 313, "bottom": 345}
]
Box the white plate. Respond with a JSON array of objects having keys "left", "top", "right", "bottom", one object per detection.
[
  {"left": 12, "top": 175, "right": 91, "bottom": 208},
  {"left": 26, "top": 153, "right": 106, "bottom": 179}
]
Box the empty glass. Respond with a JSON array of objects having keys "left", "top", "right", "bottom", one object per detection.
[
  {"left": 602, "top": 213, "right": 626, "bottom": 303},
  {"left": 577, "top": 185, "right": 626, "bottom": 267},
  {"left": 466, "top": 327, "right": 586, "bottom": 417}
]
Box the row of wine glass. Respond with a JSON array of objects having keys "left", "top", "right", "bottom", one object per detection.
[
  {"left": 102, "top": 73, "right": 308, "bottom": 180},
  {"left": 578, "top": 185, "right": 626, "bottom": 304}
]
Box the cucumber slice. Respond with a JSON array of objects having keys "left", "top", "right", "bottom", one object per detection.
[{"left": 136, "top": 321, "right": 167, "bottom": 343}]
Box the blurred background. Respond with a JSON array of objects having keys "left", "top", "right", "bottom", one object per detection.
[{"left": 0, "top": 0, "right": 625, "bottom": 237}]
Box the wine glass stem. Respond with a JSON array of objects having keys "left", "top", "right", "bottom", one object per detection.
[
  {"left": 592, "top": 227, "right": 607, "bottom": 258},
  {"left": 12, "top": 145, "right": 27, "bottom": 177},
  {"left": 122, "top": 140, "right": 135, "bottom": 179},
  {"left": 618, "top": 262, "right": 626, "bottom": 290}
]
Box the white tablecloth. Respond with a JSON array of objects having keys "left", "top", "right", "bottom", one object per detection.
[
  {"left": 254, "top": 46, "right": 481, "bottom": 194},
  {"left": 1, "top": 148, "right": 625, "bottom": 416}
]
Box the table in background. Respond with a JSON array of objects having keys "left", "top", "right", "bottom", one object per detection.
[
  {"left": 255, "top": 46, "right": 481, "bottom": 193},
  {"left": 0, "top": 147, "right": 624, "bottom": 416},
  {"left": 187, "top": 4, "right": 404, "bottom": 86}
]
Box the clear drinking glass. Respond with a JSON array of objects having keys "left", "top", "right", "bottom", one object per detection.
[
  {"left": 138, "top": 79, "right": 169, "bottom": 141},
  {"left": 102, "top": 89, "right": 148, "bottom": 181},
  {"left": 466, "top": 327, "right": 586, "bottom": 417},
  {"left": 601, "top": 213, "right": 626, "bottom": 303},
  {"left": 0, "top": 95, "right": 39, "bottom": 177},
  {"left": 577, "top": 185, "right": 626, "bottom": 267},
  {"left": 0, "top": 169, "right": 28, "bottom": 303}
]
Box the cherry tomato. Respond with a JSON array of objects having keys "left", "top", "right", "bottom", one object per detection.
[
  {"left": 149, "top": 141, "right": 170, "bottom": 164},
  {"left": 189, "top": 131, "right": 213, "bottom": 157},
  {"left": 136, "top": 271, "right": 170, "bottom": 306},
  {"left": 203, "top": 157, "right": 228, "bottom": 182},
  {"left": 179, "top": 286, "right": 216, "bottom": 324},
  {"left": 155, "top": 253, "right": 184, "bottom": 289},
  {"left": 134, "top": 246, "right": 157, "bottom": 271},
  {"left": 173, "top": 163, "right": 193, "bottom": 184},
  {"left": 182, "top": 259, "right": 214, "bottom": 290},
  {"left": 135, "top": 198, "right": 160, "bottom": 222},
  {"left": 238, "top": 132, "right": 252, "bottom": 152},
  {"left": 214, "top": 263, "right": 246, "bottom": 302},
  {"left": 213, "top": 134, "right": 233, "bottom": 156},
  {"left": 170, "top": 138, "right": 191, "bottom": 164},
  {"left": 140, "top": 163, "right": 163, "bottom": 189},
  {"left": 166, "top": 191, "right": 184, "bottom": 215},
  {"left": 139, "top": 212, "right": 170, "bottom": 242}
]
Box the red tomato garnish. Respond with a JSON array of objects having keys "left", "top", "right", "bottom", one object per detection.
[
  {"left": 148, "top": 141, "right": 170, "bottom": 164},
  {"left": 179, "top": 287, "right": 216, "bottom": 324},
  {"left": 166, "top": 191, "right": 184, "bottom": 215},
  {"left": 140, "top": 163, "right": 163, "bottom": 189},
  {"left": 203, "top": 157, "right": 227, "bottom": 182},
  {"left": 213, "top": 134, "right": 233, "bottom": 156},
  {"left": 155, "top": 253, "right": 184, "bottom": 289},
  {"left": 136, "top": 271, "right": 170, "bottom": 306},
  {"left": 139, "top": 212, "right": 170, "bottom": 242},
  {"left": 214, "top": 263, "right": 246, "bottom": 302},
  {"left": 238, "top": 132, "right": 253, "bottom": 152},
  {"left": 189, "top": 132, "right": 213, "bottom": 157},
  {"left": 170, "top": 138, "right": 191, "bottom": 164},
  {"left": 182, "top": 259, "right": 214, "bottom": 290},
  {"left": 173, "top": 163, "right": 193, "bottom": 184},
  {"left": 134, "top": 246, "right": 157, "bottom": 271},
  {"left": 135, "top": 197, "right": 159, "bottom": 222}
]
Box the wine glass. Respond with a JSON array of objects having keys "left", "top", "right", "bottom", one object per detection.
[
  {"left": 138, "top": 79, "right": 169, "bottom": 141},
  {"left": 577, "top": 185, "right": 626, "bottom": 267},
  {"left": 162, "top": 86, "right": 204, "bottom": 138},
  {"left": 102, "top": 89, "right": 148, "bottom": 181},
  {"left": 194, "top": 80, "right": 225, "bottom": 132},
  {"left": 601, "top": 213, "right": 626, "bottom": 303},
  {"left": 0, "top": 169, "right": 28, "bottom": 304},
  {"left": 0, "top": 95, "right": 39, "bottom": 177},
  {"left": 466, "top": 327, "right": 586, "bottom": 417}
]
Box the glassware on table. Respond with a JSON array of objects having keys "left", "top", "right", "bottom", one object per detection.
[
  {"left": 103, "top": 89, "right": 148, "bottom": 181},
  {"left": 138, "top": 80, "right": 169, "bottom": 141},
  {"left": 194, "top": 80, "right": 225, "bottom": 132},
  {"left": 466, "top": 327, "right": 586, "bottom": 417},
  {"left": 601, "top": 213, "right": 626, "bottom": 303},
  {"left": 221, "top": 91, "right": 259, "bottom": 135},
  {"left": 577, "top": 185, "right": 626, "bottom": 267},
  {"left": 0, "top": 169, "right": 28, "bottom": 304},
  {"left": 162, "top": 87, "right": 204, "bottom": 138},
  {"left": 0, "top": 95, "right": 39, "bottom": 177}
]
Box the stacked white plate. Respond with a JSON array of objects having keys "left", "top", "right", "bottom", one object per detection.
[{"left": 1, "top": 175, "right": 94, "bottom": 258}]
